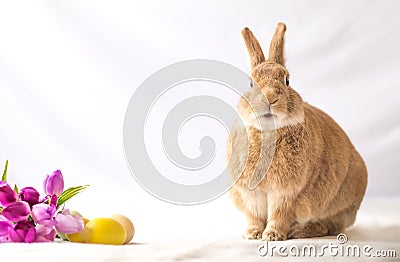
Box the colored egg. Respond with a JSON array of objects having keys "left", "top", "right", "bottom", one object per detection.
[
  {"left": 111, "top": 214, "right": 135, "bottom": 244},
  {"left": 70, "top": 210, "right": 83, "bottom": 217},
  {"left": 84, "top": 218, "right": 127, "bottom": 245},
  {"left": 66, "top": 217, "right": 90, "bottom": 243}
]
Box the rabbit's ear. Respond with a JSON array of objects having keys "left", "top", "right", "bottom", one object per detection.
[
  {"left": 268, "top": 22, "right": 286, "bottom": 67},
  {"left": 242, "top": 27, "right": 265, "bottom": 69}
]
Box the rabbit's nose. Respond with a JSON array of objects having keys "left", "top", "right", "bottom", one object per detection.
[
  {"left": 266, "top": 103, "right": 271, "bottom": 112},
  {"left": 264, "top": 112, "right": 273, "bottom": 118},
  {"left": 262, "top": 104, "right": 273, "bottom": 118}
]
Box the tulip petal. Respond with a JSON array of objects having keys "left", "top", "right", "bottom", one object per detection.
[
  {"left": 35, "top": 225, "right": 56, "bottom": 242},
  {"left": 9, "top": 229, "right": 23, "bottom": 242},
  {"left": 43, "top": 170, "right": 64, "bottom": 196},
  {"left": 25, "top": 227, "right": 37, "bottom": 243},
  {"left": 20, "top": 187, "right": 40, "bottom": 207},
  {"left": 43, "top": 175, "right": 50, "bottom": 195},
  {"left": 0, "top": 221, "right": 11, "bottom": 237},
  {"left": 31, "top": 203, "right": 56, "bottom": 226},
  {"left": 50, "top": 194, "right": 58, "bottom": 206},
  {"left": 0, "top": 236, "right": 9, "bottom": 243},
  {"left": 2, "top": 201, "right": 30, "bottom": 222},
  {"left": 0, "top": 182, "right": 17, "bottom": 207},
  {"left": 55, "top": 210, "right": 83, "bottom": 234},
  {"left": 9, "top": 221, "right": 36, "bottom": 243}
]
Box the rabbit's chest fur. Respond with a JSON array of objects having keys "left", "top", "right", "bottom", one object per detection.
[
  {"left": 228, "top": 118, "right": 312, "bottom": 220},
  {"left": 230, "top": 121, "right": 309, "bottom": 192}
]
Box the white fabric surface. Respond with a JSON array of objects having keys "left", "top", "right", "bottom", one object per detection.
[
  {"left": 0, "top": 1, "right": 399, "bottom": 261},
  {"left": 1, "top": 198, "right": 399, "bottom": 261}
]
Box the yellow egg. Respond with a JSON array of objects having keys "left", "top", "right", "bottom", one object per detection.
[
  {"left": 111, "top": 214, "right": 135, "bottom": 244},
  {"left": 84, "top": 218, "right": 127, "bottom": 245},
  {"left": 66, "top": 217, "right": 90, "bottom": 243},
  {"left": 70, "top": 210, "right": 83, "bottom": 217}
]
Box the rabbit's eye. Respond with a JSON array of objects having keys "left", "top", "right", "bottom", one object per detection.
[
  {"left": 250, "top": 79, "right": 254, "bottom": 88},
  {"left": 285, "top": 76, "right": 289, "bottom": 86}
]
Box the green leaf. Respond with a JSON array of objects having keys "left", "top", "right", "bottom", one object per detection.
[
  {"left": 2, "top": 160, "right": 8, "bottom": 182},
  {"left": 14, "top": 184, "right": 19, "bottom": 194},
  {"left": 57, "top": 185, "right": 89, "bottom": 206},
  {"left": 55, "top": 230, "right": 68, "bottom": 241}
]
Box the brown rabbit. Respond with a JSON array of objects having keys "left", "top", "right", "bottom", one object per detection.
[{"left": 227, "top": 22, "right": 367, "bottom": 241}]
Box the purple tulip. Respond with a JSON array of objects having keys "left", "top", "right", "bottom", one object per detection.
[
  {"left": 43, "top": 170, "right": 64, "bottom": 196},
  {"left": 35, "top": 225, "right": 56, "bottom": 242},
  {"left": 0, "top": 221, "right": 11, "bottom": 237},
  {"left": 55, "top": 209, "right": 84, "bottom": 234},
  {"left": 0, "top": 236, "right": 9, "bottom": 243},
  {"left": 0, "top": 182, "right": 17, "bottom": 207},
  {"left": 20, "top": 187, "right": 40, "bottom": 207},
  {"left": 31, "top": 203, "right": 56, "bottom": 226},
  {"left": 50, "top": 194, "right": 58, "bottom": 206},
  {"left": 0, "top": 216, "right": 11, "bottom": 242},
  {"left": 2, "top": 201, "right": 31, "bottom": 222},
  {"left": 9, "top": 220, "right": 36, "bottom": 243}
]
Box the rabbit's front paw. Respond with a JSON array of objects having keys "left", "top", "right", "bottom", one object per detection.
[
  {"left": 243, "top": 225, "right": 264, "bottom": 240},
  {"left": 262, "top": 228, "right": 286, "bottom": 241}
]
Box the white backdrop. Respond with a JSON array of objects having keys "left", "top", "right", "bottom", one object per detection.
[{"left": 1, "top": 1, "right": 399, "bottom": 243}]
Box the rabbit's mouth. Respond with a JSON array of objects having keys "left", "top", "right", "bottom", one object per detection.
[{"left": 261, "top": 113, "right": 275, "bottom": 118}]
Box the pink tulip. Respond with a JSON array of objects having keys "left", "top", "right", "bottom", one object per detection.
[
  {"left": 2, "top": 201, "right": 30, "bottom": 222},
  {"left": 0, "top": 221, "right": 11, "bottom": 237},
  {"left": 0, "top": 236, "right": 9, "bottom": 243},
  {"left": 9, "top": 220, "right": 36, "bottom": 243},
  {"left": 0, "top": 182, "right": 17, "bottom": 207},
  {"left": 50, "top": 194, "right": 58, "bottom": 206},
  {"left": 0, "top": 215, "right": 11, "bottom": 238},
  {"left": 20, "top": 187, "right": 40, "bottom": 207},
  {"left": 43, "top": 170, "right": 64, "bottom": 196},
  {"left": 55, "top": 209, "right": 84, "bottom": 234},
  {"left": 31, "top": 203, "right": 57, "bottom": 226},
  {"left": 35, "top": 225, "right": 56, "bottom": 242},
  {"left": 38, "top": 193, "right": 58, "bottom": 206}
]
